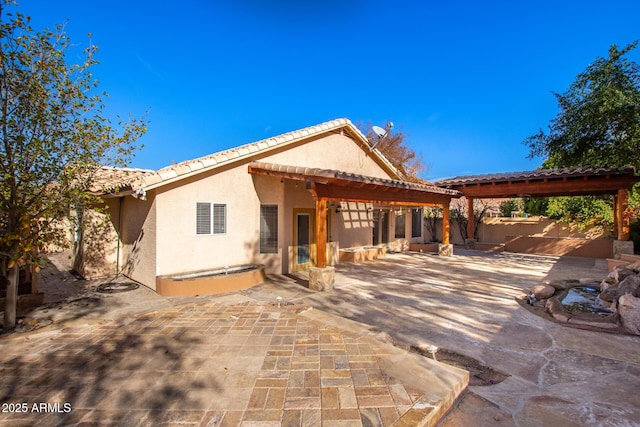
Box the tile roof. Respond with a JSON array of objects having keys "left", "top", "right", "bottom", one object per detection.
[
  {"left": 130, "top": 118, "right": 399, "bottom": 190},
  {"left": 89, "top": 166, "right": 156, "bottom": 195},
  {"left": 435, "top": 165, "right": 638, "bottom": 186},
  {"left": 248, "top": 162, "right": 460, "bottom": 196}
]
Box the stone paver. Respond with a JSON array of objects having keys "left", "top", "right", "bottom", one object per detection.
[
  {"left": 243, "top": 250, "right": 640, "bottom": 427},
  {"left": 1, "top": 268, "right": 466, "bottom": 427},
  {"left": 4, "top": 249, "right": 640, "bottom": 426}
]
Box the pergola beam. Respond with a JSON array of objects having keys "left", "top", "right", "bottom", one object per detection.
[
  {"left": 437, "top": 167, "right": 640, "bottom": 242},
  {"left": 249, "top": 162, "right": 460, "bottom": 266},
  {"left": 444, "top": 175, "right": 638, "bottom": 198}
]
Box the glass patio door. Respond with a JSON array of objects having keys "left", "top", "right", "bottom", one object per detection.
[
  {"left": 293, "top": 209, "right": 315, "bottom": 271},
  {"left": 297, "top": 213, "right": 310, "bottom": 265},
  {"left": 372, "top": 210, "right": 389, "bottom": 245}
]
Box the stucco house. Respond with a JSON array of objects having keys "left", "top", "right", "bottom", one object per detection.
[{"left": 74, "top": 119, "right": 458, "bottom": 295}]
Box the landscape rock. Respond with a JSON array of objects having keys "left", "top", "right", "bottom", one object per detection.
[
  {"left": 598, "top": 289, "right": 618, "bottom": 303},
  {"left": 545, "top": 297, "right": 570, "bottom": 322},
  {"left": 618, "top": 274, "right": 640, "bottom": 297},
  {"left": 600, "top": 277, "right": 617, "bottom": 292},
  {"left": 530, "top": 284, "right": 555, "bottom": 299},
  {"left": 618, "top": 294, "right": 640, "bottom": 334},
  {"left": 608, "top": 268, "right": 635, "bottom": 283}
]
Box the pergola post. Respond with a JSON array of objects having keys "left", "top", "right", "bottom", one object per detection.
[
  {"left": 617, "top": 189, "right": 630, "bottom": 241},
  {"left": 613, "top": 194, "right": 619, "bottom": 238},
  {"left": 466, "top": 197, "right": 475, "bottom": 240},
  {"left": 308, "top": 197, "right": 334, "bottom": 291},
  {"left": 438, "top": 203, "right": 453, "bottom": 256},
  {"left": 442, "top": 203, "right": 450, "bottom": 245},
  {"left": 315, "top": 198, "right": 327, "bottom": 268}
]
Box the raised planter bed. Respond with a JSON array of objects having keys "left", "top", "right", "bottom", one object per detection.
[
  {"left": 339, "top": 246, "right": 386, "bottom": 263},
  {"left": 156, "top": 264, "right": 265, "bottom": 296}
]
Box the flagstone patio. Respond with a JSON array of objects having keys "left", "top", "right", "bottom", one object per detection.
[{"left": 2, "top": 249, "right": 640, "bottom": 426}]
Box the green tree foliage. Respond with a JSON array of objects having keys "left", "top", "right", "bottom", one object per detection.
[
  {"left": 499, "top": 199, "right": 522, "bottom": 217},
  {"left": 522, "top": 197, "right": 548, "bottom": 217},
  {"left": 0, "top": 3, "right": 146, "bottom": 329},
  {"left": 546, "top": 196, "right": 613, "bottom": 228},
  {"left": 523, "top": 43, "right": 640, "bottom": 236},
  {"left": 524, "top": 42, "right": 640, "bottom": 169}
]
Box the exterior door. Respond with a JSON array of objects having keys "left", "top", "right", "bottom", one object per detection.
[
  {"left": 372, "top": 210, "right": 389, "bottom": 245},
  {"left": 293, "top": 209, "right": 315, "bottom": 271},
  {"left": 297, "top": 213, "right": 310, "bottom": 265}
]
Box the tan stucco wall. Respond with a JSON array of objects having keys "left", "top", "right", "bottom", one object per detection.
[
  {"left": 479, "top": 217, "right": 611, "bottom": 243},
  {"left": 153, "top": 132, "right": 394, "bottom": 277},
  {"left": 120, "top": 194, "right": 157, "bottom": 289},
  {"left": 505, "top": 235, "right": 613, "bottom": 258},
  {"left": 72, "top": 199, "right": 119, "bottom": 279},
  {"left": 261, "top": 132, "right": 392, "bottom": 179},
  {"left": 423, "top": 216, "right": 611, "bottom": 246},
  {"left": 333, "top": 202, "right": 373, "bottom": 248}
]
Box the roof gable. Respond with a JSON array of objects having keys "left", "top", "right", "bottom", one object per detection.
[{"left": 137, "top": 118, "right": 401, "bottom": 190}]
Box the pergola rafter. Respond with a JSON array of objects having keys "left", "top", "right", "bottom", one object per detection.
[
  {"left": 436, "top": 166, "right": 640, "bottom": 241},
  {"left": 248, "top": 162, "right": 460, "bottom": 267}
]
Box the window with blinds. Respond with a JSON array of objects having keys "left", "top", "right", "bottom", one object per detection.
[
  {"left": 196, "top": 202, "right": 226, "bottom": 235},
  {"left": 213, "top": 204, "right": 226, "bottom": 234},
  {"left": 260, "top": 205, "right": 278, "bottom": 253}
]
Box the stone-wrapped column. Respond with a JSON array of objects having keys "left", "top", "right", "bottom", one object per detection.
[{"left": 440, "top": 203, "right": 453, "bottom": 256}]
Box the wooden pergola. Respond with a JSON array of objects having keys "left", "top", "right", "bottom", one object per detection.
[
  {"left": 248, "top": 162, "right": 460, "bottom": 267},
  {"left": 436, "top": 166, "right": 640, "bottom": 241}
]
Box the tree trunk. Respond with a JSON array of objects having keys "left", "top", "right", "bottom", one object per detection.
[{"left": 3, "top": 264, "right": 19, "bottom": 330}]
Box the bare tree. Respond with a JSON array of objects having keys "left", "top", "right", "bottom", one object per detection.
[
  {"left": 359, "top": 122, "right": 426, "bottom": 182},
  {"left": 450, "top": 198, "right": 490, "bottom": 241}
]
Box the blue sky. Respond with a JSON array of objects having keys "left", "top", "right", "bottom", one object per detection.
[{"left": 19, "top": 1, "right": 640, "bottom": 181}]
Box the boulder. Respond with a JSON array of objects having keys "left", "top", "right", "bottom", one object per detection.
[
  {"left": 596, "top": 295, "right": 614, "bottom": 309},
  {"left": 608, "top": 268, "right": 635, "bottom": 283},
  {"left": 618, "top": 294, "right": 640, "bottom": 335},
  {"left": 530, "top": 284, "right": 555, "bottom": 299},
  {"left": 599, "top": 288, "right": 619, "bottom": 303},
  {"left": 600, "top": 277, "right": 617, "bottom": 292},
  {"left": 545, "top": 297, "right": 570, "bottom": 322},
  {"left": 618, "top": 274, "right": 640, "bottom": 297}
]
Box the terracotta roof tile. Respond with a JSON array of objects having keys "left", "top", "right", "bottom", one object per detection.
[
  {"left": 93, "top": 118, "right": 401, "bottom": 193},
  {"left": 435, "top": 165, "right": 637, "bottom": 186},
  {"left": 249, "top": 162, "right": 460, "bottom": 196},
  {"left": 89, "top": 166, "right": 156, "bottom": 195}
]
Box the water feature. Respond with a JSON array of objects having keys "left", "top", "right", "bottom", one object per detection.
[{"left": 561, "top": 286, "right": 613, "bottom": 316}]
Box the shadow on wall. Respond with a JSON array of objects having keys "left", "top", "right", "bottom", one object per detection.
[
  {"left": 121, "top": 228, "right": 146, "bottom": 279},
  {"left": 244, "top": 234, "right": 280, "bottom": 274},
  {"left": 72, "top": 208, "right": 118, "bottom": 279}
]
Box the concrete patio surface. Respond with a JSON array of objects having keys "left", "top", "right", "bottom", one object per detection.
[
  {"left": 242, "top": 250, "right": 640, "bottom": 427},
  {"left": 1, "top": 249, "right": 639, "bottom": 426}
]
